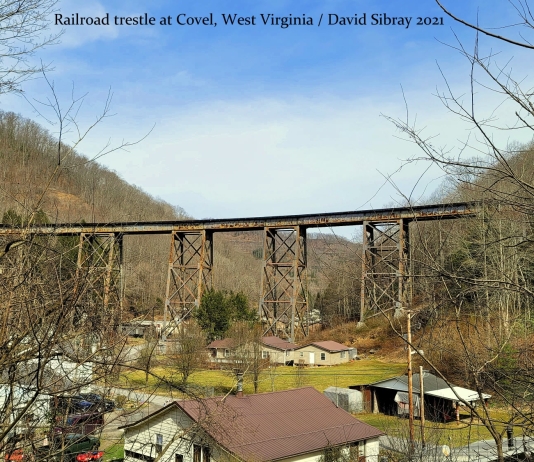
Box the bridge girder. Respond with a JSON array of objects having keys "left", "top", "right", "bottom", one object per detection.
[{"left": 0, "top": 203, "right": 478, "bottom": 338}]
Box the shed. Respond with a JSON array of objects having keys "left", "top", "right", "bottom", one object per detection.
[
  {"left": 356, "top": 372, "right": 491, "bottom": 422},
  {"left": 324, "top": 387, "right": 364, "bottom": 413}
]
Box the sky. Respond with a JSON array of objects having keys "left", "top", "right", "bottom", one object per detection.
[{"left": 2, "top": 0, "right": 533, "bottom": 232}]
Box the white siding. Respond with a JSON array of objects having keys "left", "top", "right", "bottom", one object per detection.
[
  {"left": 261, "top": 346, "right": 294, "bottom": 365},
  {"left": 124, "top": 406, "right": 226, "bottom": 462},
  {"left": 278, "top": 449, "right": 324, "bottom": 462},
  {"left": 124, "top": 407, "right": 380, "bottom": 462},
  {"left": 364, "top": 438, "right": 380, "bottom": 462},
  {"left": 294, "top": 345, "right": 350, "bottom": 366},
  {"left": 124, "top": 407, "right": 193, "bottom": 462},
  {"left": 279, "top": 438, "right": 380, "bottom": 462}
]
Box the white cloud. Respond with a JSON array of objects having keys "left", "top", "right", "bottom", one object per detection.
[{"left": 52, "top": 0, "right": 120, "bottom": 48}]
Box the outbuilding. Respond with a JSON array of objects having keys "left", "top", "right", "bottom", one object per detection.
[{"left": 356, "top": 371, "right": 491, "bottom": 422}]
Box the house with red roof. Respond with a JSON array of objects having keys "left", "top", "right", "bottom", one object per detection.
[
  {"left": 294, "top": 341, "right": 355, "bottom": 366},
  {"left": 207, "top": 336, "right": 298, "bottom": 366},
  {"left": 259, "top": 336, "right": 298, "bottom": 365},
  {"left": 206, "top": 338, "right": 236, "bottom": 364},
  {"left": 121, "top": 387, "right": 383, "bottom": 462}
]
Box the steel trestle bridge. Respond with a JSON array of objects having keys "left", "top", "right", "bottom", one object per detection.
[{"left": 0, "top": 202, "right": 478, "bottom": 341}]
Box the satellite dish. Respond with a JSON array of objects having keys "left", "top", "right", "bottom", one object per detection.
[{"left": 442, "top": 445, "right": 451, "bottom": 457}]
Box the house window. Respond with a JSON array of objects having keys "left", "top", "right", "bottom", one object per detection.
[
  {"left": 262, "top": 351, "right": 269, "bottom": 359},
  {"left": 193, "top": 445, "right": 202, "bottom": 462},
  {"left": 155, "top": 434, "right": 163, "bottom": 453},
  {"left": 299, "top": 352, "right": 304, "bottom": 357},
  {"left": 321, "top": 353, "right": 326, "bottom": 361},
  {"left": 350, "top": 441, "right": 365, "bottom": 462},
  {"left": 175, "top": 455, "right": 184, "bottom": 462},
  {"left": 286, "top": 350, "right": 290, "bottom": 356},
  {"left": 125, "top": 450, "right": 155, "bottom": 462},
  {"left": 224, "top": 349, "right": 230, "bottom": 358},
  {"left": 340, "top": 351, "right": 346, "bottom": 359},
  {"left": 193, "top": 444, "right": 210, "bottom": 462}
]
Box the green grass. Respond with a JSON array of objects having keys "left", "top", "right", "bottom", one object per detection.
[
  {"left": 357, "top": 409, "right": 523, "bottom": 448},
  {"left": 120, "top": 360, "right": 406, "bottom": 396},
  {"left": 119, "top": 361, "right": 520, "bottom": 449},
  {"left": 103, "top": 441, "right": 124, "bottom": 461}
]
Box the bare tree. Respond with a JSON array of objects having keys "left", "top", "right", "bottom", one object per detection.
[
  {"left": 379, "top": 2, "right": 534, "bottom": 461},
  {"left": 169, "top": 321, "right": 207, "bottom": 385},
  {"left": 226, "top": 321, "right": 267, "bottom": 394},
  {"left": 0, "top": 0, "right": 62, "bottom": 94}
]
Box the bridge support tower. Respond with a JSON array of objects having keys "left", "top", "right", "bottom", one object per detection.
[
  {"left": 360, "top": 219, "right": 411, "bottom": 321},
  {"left": 259, "top": 226, "right": 308, "bottom": 342},
  {"left": 75, "top": 232, "right": 124, "bottom": 331},
  {"left": 164, "top": 230, "right": 213, "bottom": 333}
]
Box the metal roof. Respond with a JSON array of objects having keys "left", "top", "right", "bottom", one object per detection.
[
  {"left": 369, "top": 372, "right": 449, "bottom": 393},
  {"left": 298, "top": 341, "right": 350, "bottom": 353},
  {"left": 425, "top": 386, "right": 491, "bottom": 402},
  {"left": 261, "top": 336, "right": 298, "bottom": 351},
  {"left": 367, "top": 373, "right": 491, "bottom": 403},
  {"left": 206, "top": 339, "right": 235, "bottom": 349},
  {"left": 176, "top": 387, "right": 383, "bottom": 461}
]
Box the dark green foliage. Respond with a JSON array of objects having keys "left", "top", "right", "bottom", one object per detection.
[
  {"left": 2, "top": 209, "right": 22, "bottom": 226},
  {"left": 32, "top": 209, "right": 49, "bottom": 224},
  {"left": 2, "top": 208, "right": 49, "bottom": 226},
  {"left": 194, "top": 289, "right": 256, "bottom": 341}
]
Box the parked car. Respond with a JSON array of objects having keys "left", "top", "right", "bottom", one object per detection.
[
  {"left": 78, "top": 393, "right": 115, "bottom": 413},
  {"left": 6, "top": 434, "right": 100, "bottom": 462},
  {"left": 76, "top": 451, "right": 104, "bottom": 461},
  {"left": 53, "top": 412, "right": 104, "bottom": 436},
  {"left": 49, "top": 433, "right": 100, "bottom": 461},
  {"left": 50, "top": 395, "right": 94, "bottom": 413},
  {"left": 4, "top": 449, "right": 23, "bottom": 461}
]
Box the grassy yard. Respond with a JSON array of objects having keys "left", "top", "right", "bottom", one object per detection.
[
  {"left": 120, "top": 359, "right": 407, "bottom": 396},
  {"left": 118, "top": 361, "right": 521, "bottom": 449},
  {"left": 357, "top": 409, "right": 522, "bottom": 448},
  {"left": 103, "top": 441, "right": 124, "bottom": 461}
]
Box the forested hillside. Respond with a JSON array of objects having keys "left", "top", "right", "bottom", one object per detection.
[{"left": 0, "top": 111, "right": 360, "bottom": 319}]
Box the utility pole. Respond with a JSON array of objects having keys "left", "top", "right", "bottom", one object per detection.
[
  {"left": 407, "top": 311, "right": 415, "bottom": 450},
  {"left": 420, "top": 366, "right": 426, "bottom": 448}
]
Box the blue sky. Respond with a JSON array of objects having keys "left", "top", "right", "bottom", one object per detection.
[{"left": 2, "top": 0, "right": 532, "bottom": 229}]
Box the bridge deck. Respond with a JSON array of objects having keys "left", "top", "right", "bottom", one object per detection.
[{"left": 0, "top": 202, "right": 478, "bottom": 235}]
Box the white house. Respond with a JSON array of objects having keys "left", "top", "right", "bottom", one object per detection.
[
  {"left": 294, "top": 341, "right": 354, "bottom": 366},
  {"left": 259, "top": 336, "right": 298, "bottom": 365},
  {"left": 122, "top": 387, "right": 383, "bottom": 462},
  {"left": 207, "top": 337, "right": 298, "bottom": 366}
]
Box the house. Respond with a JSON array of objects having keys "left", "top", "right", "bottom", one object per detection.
[
  {"left": 122, "top": 387, "right": 383, "bottom": 462},
  {"left": 206, "top": 338, "right": 236, "bottom": 364},
  {"left": 207, "top": 337, "right": 298, "bottom": 366},
  {"left": 294, "top": 341, "right": 355, "bottom": 366},
  {"left": 355, "top": 371, "right": 491, "bottom": 422},
  {"left": 259, "top": 336, "right": 298, "bottom": 365}
]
